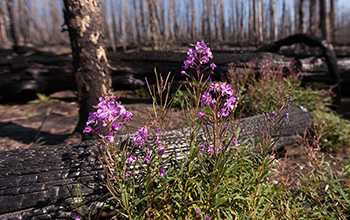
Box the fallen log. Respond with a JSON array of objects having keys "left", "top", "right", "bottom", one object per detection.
[
  {"left": 257, "top": 34, "right": 343, "bottom": 107},
  {"left": 0, "top": 106, "right": 311, "bottom": 219},
  {"left": 1, "top": 45, "right": 349, "bottom": 101}
]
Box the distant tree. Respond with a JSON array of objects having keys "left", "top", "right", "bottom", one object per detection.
[
  {"left": 63, "top": 0, "right": 113, "bottom": 139},
  {"left": 329, "top": 0, "right": 336, "bottom": 43},
  {"left": 132, "top": 0, "right": 141, "bottom": 44},
  {"left": 190, "top": 0, "right": 196, "bottom": 40},
  {"left": 320, "top": 0, "right": 331, "bottom": 41},
  {"left": 172, "top": 0, "right": 179, "bottom": 41},
  {"left": 298, "top": 0, "right": 306, "bottom": 33},
  {"left": 148, "top": 0, "right": 158, "bottom": 49},
  {"left": 218, "top": 0, "right": 225, "bottom": 41},
  {"left": 253, "top": 0, "right": 258, "bottom": 42},
  {"left": 6, "top": 0, "right": 19, "bottom": 48},
  {"left": 50, "top": 0, "right": 62, "bottom": 44},
  {"left": 257, "top": 0, "right": 263, "bottom": 43},
  {"left": 309, "top": 0, "right": 316, "bottom": 35},
  {"left": 0, "top": 1, "right": 9, "bottom": 47},
  {"left": 270, "top": 0, "right": 277, "bottom": 41},
  {"left": 109, "top": 0, "right": 118, "bottom": 48}
]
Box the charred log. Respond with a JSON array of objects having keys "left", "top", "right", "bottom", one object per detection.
[
  {"left": 0, "top": 105, "right": 311, "bottom": 219},
  {"left": 257, "top": 34, "right": 343, "bottom": 108}
]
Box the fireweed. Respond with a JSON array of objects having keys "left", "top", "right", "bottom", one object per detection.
[{"left": 75, "top": 41, "right": 350, "bottom": 219}]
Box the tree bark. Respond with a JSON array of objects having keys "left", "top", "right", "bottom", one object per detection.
[{"left": 63, "top": 0, "right": 113, "bottom": 139}]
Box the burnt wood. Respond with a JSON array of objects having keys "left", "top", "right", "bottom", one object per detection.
[
  {"left": 0, "top": 106, "right": 311, "bottom": 219},
  {"left": 1, "top": 46, "right": 349, "bottom": 101},
  {"left": 257, "top": 34, "right": 343, "bottom": 107}
]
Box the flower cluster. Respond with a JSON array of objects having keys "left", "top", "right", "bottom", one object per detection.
[
  {"left": 83, "top": 94, "right": 133, "bottom": 138},
  {"left": 131, "top": 126, "right": 148, "bottom": 146},
  {"left": 181, "top": 40, "right": 215, "bottom": 76},
  {"left": 200, "top": 82, "right": 238, "bottom": 118},
  {"left": 200, "top": 143, "right": 222, "bottom": 155}
]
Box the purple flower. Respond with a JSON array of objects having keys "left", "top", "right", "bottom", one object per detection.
[
  {"left": 196, "top": 208, "right": 200, "bottom": 215},
  {"left": 156, "top": 136, "right": 164, "bottom": 148},
  {"left": 158, "top": 148, "right": 164, "bottom": 156},
  {"left": 83, "top": 125, "right": 94, "bottom": 133},
  {"left": 224, "top": 96, "right": 236, "bottom": 110},
  {"left": 232, "top": 137, "right": 240, "bottom": 147},
  {"left": 132, "top": 126, "right": 148, "bottom": 146},
  {"left": 209, "top": 82, "right": 220, "bottom": 92},
  {"left": 86, "top": 112, "right": 98, "bottom": 126},
  {"left": 183, "top": 60, "right": 190, "bottom": 69},
  {"left": 200, "top": 56, "right": 209, "bottom": 64},
  {"left": 201, "top": 91, "right": 215, "bottom": 106},
  {"left": 155, "top": 128, "right": 162, "bottom": 134},
  {"left": 205, "top": 216, "right": 210, "bottom": 220},
  {"left": 198, "top": 112, "right": 207, "bottom": 118},
  {"left": 220, "top": 83, "right": 234, "bottom": 96},
  {"left": 75, "top": 216, "right": 81, "bottom": 220},
  {"left": 210, "top": 63, "right": 216, "bottom": 71},
  {"left": 285, "top": 113, "right": 289, "bottom": 119},
  {"left": 217, "top": 108, "right": 229, "bottom": 118},
  {"left": 270, "top": 111, "right": 277, "bottom": 117},
  {"left": 111, "top": 122, "right": 119, "bottom": 132},
  {"left": 84, "top": 94, "right": 133, "bottom": 136},
  {"left": 126, "top": 155, "right": 136, "bottom": 163},
  {"left": 200, "top": 143, "right": 206, "bottom": 153},
  {"left": 125, "top": 171, "right": 132, "bottom": 178},
  {"left": 181, "top": 70, "right": 188, "bottom": 76},
  {"left": 208, "top": 145, "right": 215, "bottom": 155},
  {"left": 105, "top": 135, "right": 114, "bottom": 143},
  {"left": 159, "top": 169, "right": 166, "bottom": 177},
  {"left": 145, "top": 151, "right": 152, "bottom": 163}
]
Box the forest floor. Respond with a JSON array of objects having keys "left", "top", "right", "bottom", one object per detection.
[
  {"left": 0, "top": 90, "right": 186, "bottom": 151},
  {"left": 0, "top": 89, "right": 349, "bottom": 179}
]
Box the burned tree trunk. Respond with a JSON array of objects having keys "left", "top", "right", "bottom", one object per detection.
[{"left": 63, "top": 0, "right": 113, "bottom": 139}]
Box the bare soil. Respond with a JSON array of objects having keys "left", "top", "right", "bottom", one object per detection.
[{"left": 0, "top": 90, "right": 186, "bottom": 151}]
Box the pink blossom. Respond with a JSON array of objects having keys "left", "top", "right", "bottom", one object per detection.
[{"left": 126, "top": 155, "right": 136, "bottom": 163}]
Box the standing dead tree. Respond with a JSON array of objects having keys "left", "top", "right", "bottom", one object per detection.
[
  {"left": 63, "top": 0, "right": 113, "bottom": 139},
  {"left": 320, "top": 0, "right": 331, "bottom": 41},
  {"left": 0, "top": 1, "right": 9, "bottom": 47},
  {"left": 50, "top": 0, "right": 62, "bottom": 44},
  {"left": 6, "top": 0, "right": 19, "bottom": 48}
]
